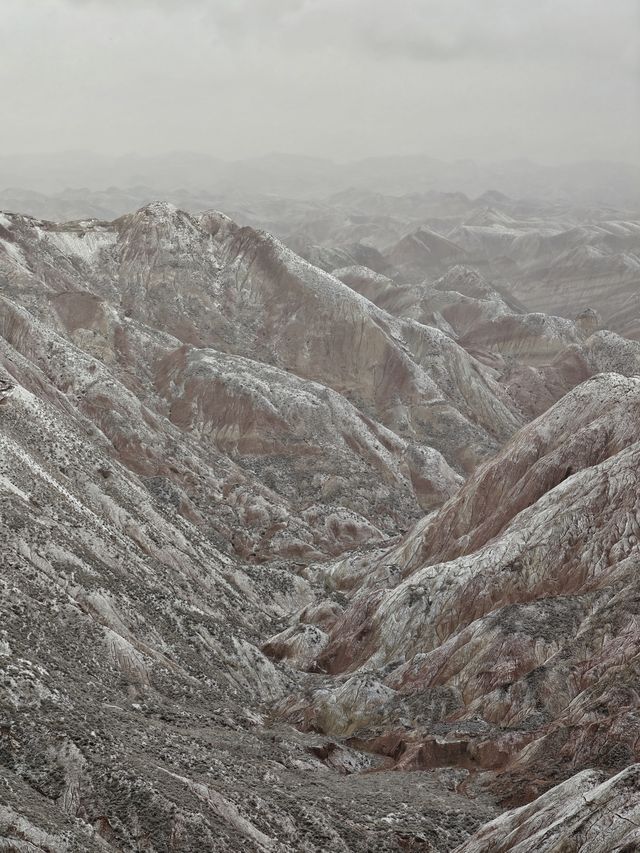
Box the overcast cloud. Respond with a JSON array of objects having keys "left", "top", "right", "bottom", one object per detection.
[{"left": 1, "top": 0, "right": 638, "bottom": 163}]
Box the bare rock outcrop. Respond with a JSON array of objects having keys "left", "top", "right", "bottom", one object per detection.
[
  {"left": 1, "top": 205, "right": 522, "bottom": 470},
  {"left": 279, "top": 374, "right": 640, "bottom": 807},
  {"left": 575, "top": 306, "right": 601, "bottom": 335},
  {"left": 454, "top": 765, "right": 640, "bottom": 853},
  {"left": 0, "top": 375, "right": 14, "bottom": 404},
  {"left": 3, "top": 200, "right": 640, "bottom": 850},
  {"left": 0, "top": 206, "right": 527, "bottom": 566}
]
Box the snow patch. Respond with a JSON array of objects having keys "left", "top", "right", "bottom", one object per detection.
[
  {"left": 0, "top": 474, "right": 30, "bottom": 502},
  {"left": 46, "top": 229, "right": 117, "bottom": 264},
  {"left": 0, "top": 238, "right": 27, "bottom": 269}
]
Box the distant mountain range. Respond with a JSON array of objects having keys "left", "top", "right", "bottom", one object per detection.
[{"left": 1, "top": 151, "right": 639, "bottom": 209}]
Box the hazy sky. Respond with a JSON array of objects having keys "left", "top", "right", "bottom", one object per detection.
[{"left": 2, "top": 0, "right": 639, "bottom": 163}]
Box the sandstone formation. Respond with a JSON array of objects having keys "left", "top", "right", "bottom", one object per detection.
[
  {"left": 2, "top": 200, "right": 640, "bottom": 850},
  {"left": 0, "top": 206, "right": 528, "bottom": 564},
  {"left": 277, "top": 375, "right": 640, "bottom": 821},
  {"left": 454, "top": 765, "right": 640, "bottom": 853}
]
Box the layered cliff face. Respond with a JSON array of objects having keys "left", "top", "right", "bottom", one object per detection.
[
  {"left": 2, "top": 202, "right": 640, "bottom": 851},
  {"left": 276, "top": 375, "right": 640, "bottom": 818},
  {"left": 2, "top": 381, "right": 503, "bottom": 851},
  {"left": 454, "top": 765, "right": 640, "bottom": 853},
  {"left": 1, "top": 206, "right": 527, "bottom": 563},
  {"left": 1, "top": 204, "right": 521, "bottom": 462},
  {"left": 445, "top": 218, "right": 640, "bottom": 338}
]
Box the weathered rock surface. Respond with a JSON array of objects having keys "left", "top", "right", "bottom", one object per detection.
[
  {"left": 0, "top": 206, "right": 528, "bottom": 564},
  {"left": 1, "top": 204, "right": 521, "bottom": 465},
  {"left": 279, "top": 374, "right": 640, "bottom": 820},
  {"left": 447, "top": 217, "right": 640, "bottom": 338},
  {"left": 2, "top": 200, "right": 640, "bottom": 850},
  {"left": 0, "top": 373, "right": 497, "bottom": 851},
  {"left": 454, "top": 765, "right": 640, "bottom": 853},
  {"left": 503, "top": 328, "right": 640, "bottom": 419}
]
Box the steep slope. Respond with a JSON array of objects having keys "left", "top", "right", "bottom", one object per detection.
[
  {"left": 502, "top": 328, "right": 640, "bottom": 419},
  {"left": 448, "top": 217, "right": 640, "bottom": 337},
  {"left": 1, "top": 378, "right": 503, "bottom": 852},
  {"left": 275, "top": 375, "right": 640, "bottom": 811},
  {"left": 459, "top": 312, "right": 581, "bottom": 366},
  {"left": 454, "top": 765, "right": 640, "bottom": 853},
  {"left": 0, "top": 380, "right": 305, "bottom": 850},
  {"left": 513, "top": 241, "right": 640, "bottom": 329},
  {"left": 3, "top": 200, "right": 640, "bottom": 850},
  {"left": 154, "top": 344, "right": 462, "bottom": 519},
  {"left": 0, "top": 204, "right": 522, "bottom": 480},
  {"left": 385, "top": 228, "right": 465, "bottom": 282},
  {"left": 293, "top": 241, "right": 392, "bottom": 275},
  {"left": 0, "top": 294, "right": 376, "bottom": 562}
]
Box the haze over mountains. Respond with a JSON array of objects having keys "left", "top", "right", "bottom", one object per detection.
[
  {"left": 1, "top": 152, "right": 639, "bottom": 211},
  {"left": 2, "top": 155, "right": 640, "bottom": 851},
  {"left": 2, "top": 0, "right": 639, "bottom": 846}
]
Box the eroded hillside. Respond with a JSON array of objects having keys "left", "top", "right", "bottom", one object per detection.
[{"left": 1, "top": 202, "right": 639, "bottom": 851}]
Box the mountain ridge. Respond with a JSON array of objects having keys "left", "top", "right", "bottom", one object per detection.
[{"left": 1, "top": 199, "right": 639, "bottom": 850}]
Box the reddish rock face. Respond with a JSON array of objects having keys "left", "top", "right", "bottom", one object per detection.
[
  {"left": 2, "top": 201, "right": 640, "bottom": 850},
  {"left": 453, "top": 765, "right": 640, "bottom": 853},
  {"left": 0, "top": 206, "right": 528, "bottom": 559},
  {"left": 275, "top": 374, "right": 640, "bottom": 816}
]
